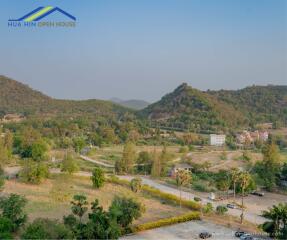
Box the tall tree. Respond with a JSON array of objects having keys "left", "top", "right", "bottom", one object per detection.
[
  {"left": 176, "top": 169, "right": 192, "bottom": 208},
  {"left": 119, "top": 142, "right": 136, "bottom": 174},
  {"left": 231, "top": 168, "right": 240, "bottom": 201},
  {"left": 238, "top": 171, "right": 251, "bottom": 224}
]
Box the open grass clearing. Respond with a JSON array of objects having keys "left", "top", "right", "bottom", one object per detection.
[{"left": 2, "top": 174, "right": 189, "bottom": 224}]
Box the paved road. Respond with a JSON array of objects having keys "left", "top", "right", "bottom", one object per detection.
[
  {"left": 3, "top": 166, "right": 267, "bottom": 225},
  {"left": 118, "top": 176, "right": 267, "bottom": 225},
  {"left": 122, "top": 220, "right": 237, "bottom": 240}
]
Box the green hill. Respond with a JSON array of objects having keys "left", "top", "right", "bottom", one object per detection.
[
  {"left": 208, "top": 85, "right": 287, "bottom": 127},
  {"left": 139, "top": 83, "right": 287, "bottom": 132},
  {"left": 0, "top": 76, "right": 132, "bottom": 119}
]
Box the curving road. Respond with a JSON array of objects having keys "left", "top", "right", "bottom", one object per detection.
[{"left": 118, "top": 175, "right": 267, "bottom": 225}]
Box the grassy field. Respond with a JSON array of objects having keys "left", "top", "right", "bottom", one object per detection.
[{"left": 3, "top": 174, "right": 188, "bottom": 225}]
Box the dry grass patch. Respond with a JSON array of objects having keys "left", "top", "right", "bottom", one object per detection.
[{"left": 2, "top": 174, "right": 188, "bottom": 223}]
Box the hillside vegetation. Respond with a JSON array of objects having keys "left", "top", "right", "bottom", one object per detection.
[
  {"left": 0, "top": 76, "right": 132, "bottom": 120},
  {"left": 1, "top": 76, "right": 286, "bottom": 131},
  {"left": 139, "top": 83, "right": 287, "bottom": 132}
]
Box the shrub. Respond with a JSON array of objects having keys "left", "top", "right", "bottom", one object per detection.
[
  {"left": 132, "top": 212, "right": 200, "bottom": 232},
  {"left": 216, "top": 205, "right": 228, "bottom": 215},
  {"left": 19, "top": 160, "right": 49, "bottom": 184},
  {"left": 194, "top": 197, "right": 202, "bottom": 202},
  {"left": 21, "top": 218, "right": 73, "bottom": 239},
  {"left": 91, "top": 167, "right": 105, "bottom": 189},
  {"left": 130, "top": 178, "right": 142, "bottom": 193},
  {"left": 202, "top": 203, "right": 213, "bottom": 214},
  {"left": 109, "top": 196, "right": 145, "bottom": 229},
  {"left": 61, "top": 153, "right": 79, "bottom": 174},
  {"left": 0, "top": 217, "right": 13, "bottom": 239},
  {"left": 0, "top": 194, "right": 27, "bottom": 231}
]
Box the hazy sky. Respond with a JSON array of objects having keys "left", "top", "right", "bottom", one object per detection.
[{"left": 0, "top": 0, "right": 286, "bottom": 102}]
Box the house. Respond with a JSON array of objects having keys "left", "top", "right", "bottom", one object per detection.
[
  {"left": 170, "top": 163, "right": 192, "bottom": 177},
  {"left": 210, "top": 134, "right": 226, "bottom": 146},
  {"left": 0, "top": 114, "right": 25, "bottom": 123},
  {"left": 236, "top": 130, "right": 269, "bottom": 144}
]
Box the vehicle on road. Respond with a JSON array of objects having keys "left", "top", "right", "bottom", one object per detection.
[
  {"left": 235, "top": 230, "right": 245, "bottom": 237},
  {"left": 227, "top": 203, "right": 237, "bottom": 209},
  {"left": 251, "top": 191, "right": 264, "bottom": 197},
  {"left": 199, "top": 231, "right": 212, "bottom": 239},
  {"left": 240, "top": 233, "right": 253, "bottom": 240}
]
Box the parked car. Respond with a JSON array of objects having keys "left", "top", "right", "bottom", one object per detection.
[
  {"left": 227, "top": 203, "right": 236, "bottom": 209},
  {"left": 235, "top": 230, "right": 245, "bottom": 237},
  {"left": 199, "top": 231, "right": 212, "bottom": 239},
  {"left": 251, "top": 191, "right": 264, "bottom": 197},
  {"left": 240, "top": 233, "right": 253, "bottom": 240}
]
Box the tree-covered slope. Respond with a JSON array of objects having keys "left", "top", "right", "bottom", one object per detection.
[
  {"left": 0, "top": 76, "right": 132, "bottom": 119},
  {"left": 139, "top": 83, "right": 287, "bottom": 132},
  {"left": 208, "top": 85, "right": 287, "bottom": 126},
  {"left": 139, "top": 83, "right": 247, "bottom": 132}
]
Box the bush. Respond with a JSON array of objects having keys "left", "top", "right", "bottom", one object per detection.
[
  {"left": 194, "top": 197, "right": 202, "bottom": 202},
  {"left": 130, "top": 178, "right": 142, "bottom": 193},
  {"left": 0, "top": 194, "right": 27, "bottom": 231},
  {"left": 91, "top": 167, "right": 105, "bottom": 188},
  {"left": 109, "top": 196, "right": 145, "bottom": 229},
  {"left": 202, "top": 203, "right": 213, "bottom": 213},
  {"left": 0, "top": 217, "right": 13, "bottom": 239},
  {"left": 61, "top": 153, "right": 79, "bottom": 174},
  {"left": 21, "top": 218, "right": 73, "bottom": 239},
  {"left": 132, "top": 212, "right": 200, "bottom": 232},
  {"left": 19, "top": 160, "right": 49, "bottom": 184},
  {"left": 216, "top": 205, "right": 228, "bottom": 215}
]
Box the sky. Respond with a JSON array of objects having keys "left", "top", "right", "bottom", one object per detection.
[{"left": 0, "top": 0, "right": 286, "bottom": 102}]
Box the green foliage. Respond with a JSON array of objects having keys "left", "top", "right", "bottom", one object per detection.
[
  {"left": 130, "top": 178, "right": 142, "bottom": 193},
  {"left": 0, "top": 167, "right": 5, "bottom": 191},
  {"left": 19, "top": 160, "right": 49, "bottom": 184},
  {"left": 70, "top": 194, "right": 88, "bottom": 222},
  {"left": 73, "top": 137, "right": 86, "bottom": 153},
  {"left": 136, "top": 151, "right": 152, "bottom": 174},
  {"left": 109, "top": 196, "right": 144, "bottom": 230},
  {"left": 202, "top": 203, "right": 214, "bottom": 214},
  {"left": 64, "top": 195, "right": 142, "bottom": 239},
  {"left": 132, "top": 212, "right": 200, "bottom": 232},
  {"left": 254, "top": 143, "right": 281, "bottom": 190},
  {"left": 261, "top": 203, "right": 287, "bottom": 239},
  {"left": 21, "top": 218, "right": 73, "bottom": 239},
  {"left": 0, "top": 217, "right": 13, "bottom": 239},
  {"left": 216, "top": 205, "right": 228, "bottom": 215},
  {"left": 0, "top": 194, "right": 27, "bottom": 231},
  {"left": 116, "top": 142, "right": 136, "bottom": 174},
  {"left": 91, "top": 167, "right": 105, "bottom": 189},
  {"left": 61, "top": 153, "right": 79, "bottom": 174}
]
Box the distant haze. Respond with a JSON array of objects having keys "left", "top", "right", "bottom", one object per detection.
[{"left": 0, "top": 0, "right": 286, "bottom": 102}]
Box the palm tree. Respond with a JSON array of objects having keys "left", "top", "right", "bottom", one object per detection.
[
  {"left": 176, "top": 169, "right": 191, "bottom": 208},
  {"left": 238, "top": 171, "right": 251, "bottom": 224},
  {"left": 262, "top": 203, "right": 287, "bottom": 239}
]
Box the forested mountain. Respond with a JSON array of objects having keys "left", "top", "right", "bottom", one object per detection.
[
  {"left": 208, "top": 85, "right": 287, "bottom": 127},
  {"left": 110, "top": 98, "right": 150, "bottom": 110},
  {"left": 1, "top": 76, "right": 286, "bottom": 132},
  {"left": 139, "top": 83, "right": 287, "bottom": 132},
  {"left": 0, "top": 76, "right": 132, "bottom": 119}
]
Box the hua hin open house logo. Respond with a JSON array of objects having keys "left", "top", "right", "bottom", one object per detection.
[{"left": 8, "top": 6, "right": 76, "bottom": 27}]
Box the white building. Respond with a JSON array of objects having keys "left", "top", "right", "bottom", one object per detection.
[{"left": 210, "top": 134, "right": 226, "bottom": 146}]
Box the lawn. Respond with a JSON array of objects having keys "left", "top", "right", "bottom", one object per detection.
[{"left": 3, "top": 174, "right": 188, "bottom": 224}]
